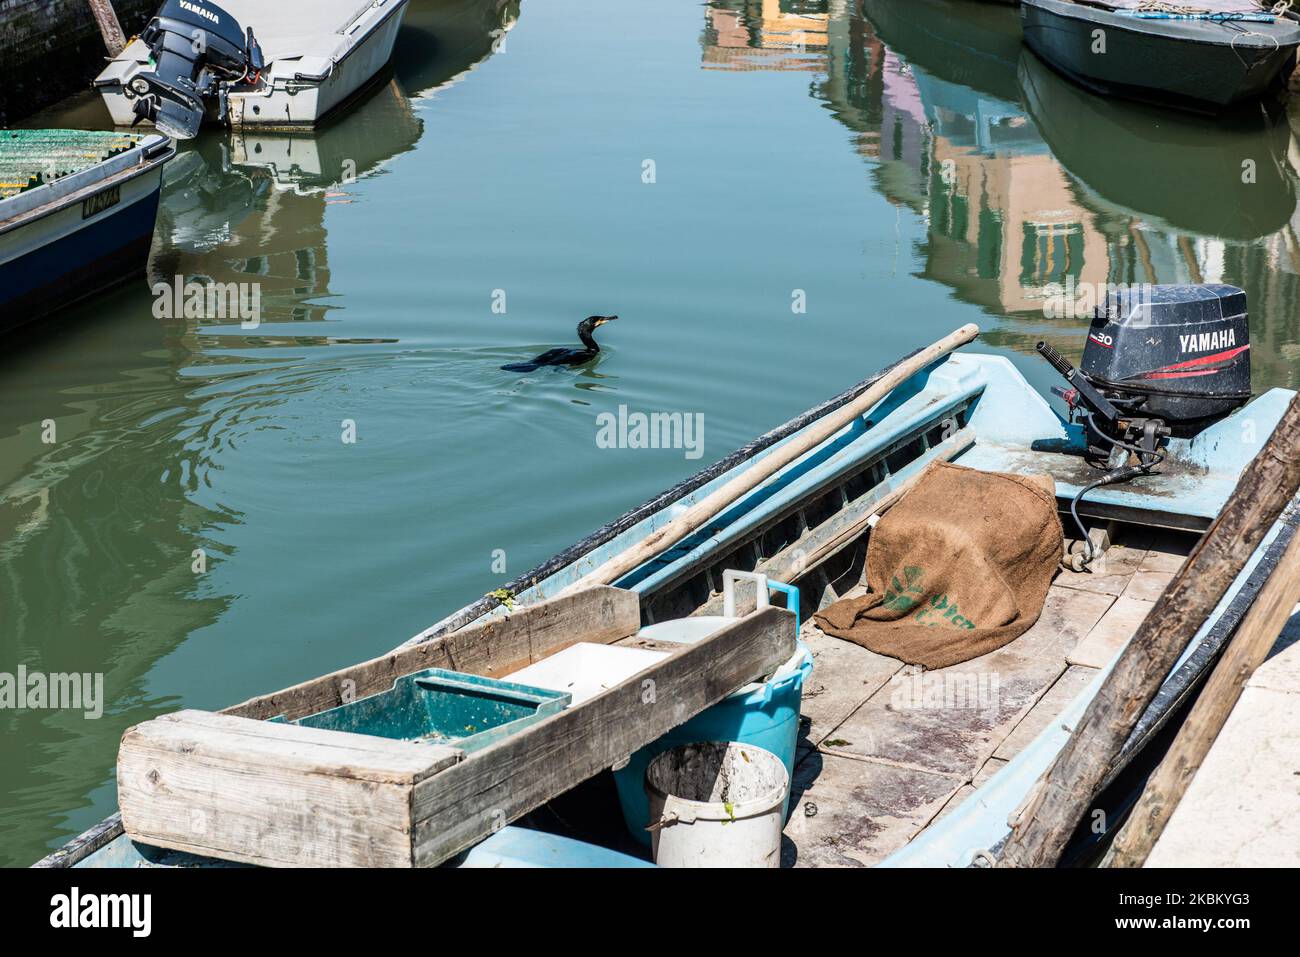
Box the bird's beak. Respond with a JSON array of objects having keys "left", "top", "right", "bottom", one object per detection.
[{"left": 598, "top": 315, "right": 618, "bottom": 326}]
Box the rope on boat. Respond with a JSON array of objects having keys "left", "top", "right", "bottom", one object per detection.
[
  {"left": 1120, "top": 1, "right": 1278, "bottom": 21},
  {"left": 1136, "top": 1, "right": 1210, "bottom": 13},
  {"left": 1230, "top": 28, "right": 1281, "bottom": 71}
]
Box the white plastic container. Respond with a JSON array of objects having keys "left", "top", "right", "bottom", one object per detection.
[
  {"left": 507, "top": 643, "right": 668, "bottom": 706},
  {"left": 646, "top": 741, "right": 789, "bottom": 868}
]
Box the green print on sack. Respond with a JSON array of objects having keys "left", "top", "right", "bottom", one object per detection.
[
  {"left": 913, "top": 592, "right": 977, "bottom": 630},
  {"left": 884, "top": 565, "right": 977, "bottom": 628},
  {"left": 883, "top": 565, "right": 925, "bottom": 611}
]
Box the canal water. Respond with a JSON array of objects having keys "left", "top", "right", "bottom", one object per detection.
[{"left": 3, "top": 0, "right": 1299, "bottom": 866}]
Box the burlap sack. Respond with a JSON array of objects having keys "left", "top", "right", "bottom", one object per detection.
[{"left": 813, "top": 462, "right": 1062, "bottom": 669}]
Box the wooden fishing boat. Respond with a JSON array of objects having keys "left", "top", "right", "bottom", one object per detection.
[
  {"left": 1020, "top": 0, "right": 1300, "bottom": 112},
  {"left": 1, "top": 130, "right": 174, "bottom": 334},
  {"left": 39, "top": 305, "right": 1297, "bottom": 868}
]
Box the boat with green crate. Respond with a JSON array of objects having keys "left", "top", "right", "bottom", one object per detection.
[{"left": 0, "top": 129, "right": 174, "bottom": 333}]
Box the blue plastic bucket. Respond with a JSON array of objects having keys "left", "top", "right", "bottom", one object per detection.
[{"left": 612, "top": 616, "right": 813, "bottom": 847}]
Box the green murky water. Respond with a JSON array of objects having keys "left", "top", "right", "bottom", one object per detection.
[{"left": 3, "top": 0, "right": 1299, "bottom": 866}]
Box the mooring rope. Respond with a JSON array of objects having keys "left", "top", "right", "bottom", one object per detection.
[{"left": 1136, "top": 0, "right": 1210, "bottom": 13}]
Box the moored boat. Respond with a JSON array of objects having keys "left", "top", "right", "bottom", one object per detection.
[
  {"left": 0, "top": 129, "right": 174, "bottom": 334},
  {"left": 1020, "top": 0, "right": 1300, "bottom": 112},
  {"left": 37, "top": 288, "right": 1297, "bottom": 867},
  {"left": 94, "top": 0, "right": 411, "bottom": 139}
]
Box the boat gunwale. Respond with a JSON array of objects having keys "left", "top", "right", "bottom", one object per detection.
[
  {"left": 625, "top": 398, "right": 980, "bottom": 607},
  {"left": 0, "top": 136, "right": 174, "bottom": 238}
]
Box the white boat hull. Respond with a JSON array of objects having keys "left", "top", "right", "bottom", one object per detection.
[{"left": 96, "top": 0, "right": 410, "bottom": 131}]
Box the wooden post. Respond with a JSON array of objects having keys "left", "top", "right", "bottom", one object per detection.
[
  {"left": 1105, "top": 525, "right": 1300, "bottom": 867},
  {"left": 998, "top": 392, "right": 1300, "bottom": 868},
  {"left": 87, "top": 0, "right": 128, "bottom": 57}
]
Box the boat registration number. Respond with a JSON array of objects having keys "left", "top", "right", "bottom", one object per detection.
[{"left": 81, "top": 185, "right": 121, "bottom": 219}]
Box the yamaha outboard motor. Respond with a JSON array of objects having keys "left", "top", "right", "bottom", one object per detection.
[
  {"left": 126, "top": 0, "right": 264, "bottom": 140},
  {"left": 1037, "top": 283, "right": 1251, "bottom": 568}
]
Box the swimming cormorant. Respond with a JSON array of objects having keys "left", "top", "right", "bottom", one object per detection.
[{"left": 501, "top": 315, "right": 618, "bottom": 372}]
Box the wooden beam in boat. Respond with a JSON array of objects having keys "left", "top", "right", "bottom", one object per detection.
[
  {"left": 410, "top": 605, "right": 797, "bottom": 867},
  {"left": 225, "top": 585, "right": 641, "bottom": 723},
  {"left": 1105, "top": 526, "right": 1300, "bottom": 867},
  {"left": 999, "top": 392, "right": 1300, "bottom": 868},
  {"left": 117, "top": 711, "right": 462, "bottom": 868}
]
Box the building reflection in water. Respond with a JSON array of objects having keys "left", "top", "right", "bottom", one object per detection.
[
  {"left": 699, "top": 0, "right": 1300, "bottom": 388},
  {"left": 703, "top": 0, "right": 831, "bottom": 71}
]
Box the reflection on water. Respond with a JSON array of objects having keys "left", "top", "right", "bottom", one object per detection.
[
  {"left": 3, "top": 0, "right": 1300, "bottom": 867},
  {"left": 711, "top": 0, "right": 1300, "bottom": 384}
]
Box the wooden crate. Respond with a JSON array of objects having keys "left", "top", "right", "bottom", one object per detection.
[{"left": 117, "top": 587, "right": 796, "bottom": 867}]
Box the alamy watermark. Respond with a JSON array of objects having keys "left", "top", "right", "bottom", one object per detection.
[
  {"left": 1, "top": 666, "right": 103, "bottom": 719},
  {"left": 152, "top": 275, "right": 261, "bottom": 329},
  {"left": 596, "top": 405, "right": 704, "bottom": 460},
  {"left": 889, "top": 664, "right": 1000, "bottom": 712},
  {"left": 1041, "top": 278, "right": 1154, "bottom": 322}
]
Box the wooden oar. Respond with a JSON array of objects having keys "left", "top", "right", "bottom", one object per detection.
[
  {"left": 559, "top": 323, "right": 981, "bottom": 596},
  {"left": 1105, "top": 525, "right": 1300, "bottom": 867}
]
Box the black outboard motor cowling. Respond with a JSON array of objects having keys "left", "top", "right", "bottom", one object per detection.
[
  {"left": 128, "top": 0, "right": 263, "bottom": 139},
  {"left": 1080, "top": 283, "right": 1251, "bottom": 430},
  {"left": 1037, "top": 283, "right": 1252, "bottom": 572}
]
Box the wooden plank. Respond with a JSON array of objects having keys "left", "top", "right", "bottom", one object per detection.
[
  {"left": 974, "top": 756, "right": 1009, "bottom": 787},
  {"left": 825, "top": 648, "right": 1065, "bottom": 778},
  {"left": 1011, "top": 585, "right": 1114, "bottom": 662},
  {"left": 1139, "top": 531, "right": 1194, "bottom": 573},
  {"left": 1067, "top": 596, "right": 1154, "bottom": 668},
  {"left": 118, "top": 711, "right": 460, "bottom": 868},
  {"left": 993, "top": 665, "right": 1098, "bottom": 761},
  {"left": 933, "top": 784, "right": 977, "bottom": 823},
  {"left": 1121, "top": 568, "right": 1176, "bottom": 603},
  {"left": 783, "top": 752, "right": 963, "bottom": 867},
  {"left": 227, "top": 586, "right": 641, "bottom": 722},
  {"left": 797, "top": 624, "right": 903, "bottom": 747},
  {"left": 409, "top": 606, "right": 797, "bottom": 866},
  {"left": 1143, "top": 658, "right": 1300, "bottom": 867}
]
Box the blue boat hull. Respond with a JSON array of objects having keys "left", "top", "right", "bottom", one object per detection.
[{"left": 0, "top": 137, "right": 172, "bottom": 333}]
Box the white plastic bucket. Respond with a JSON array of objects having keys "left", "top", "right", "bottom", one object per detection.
[{"left": 645, "top": 741, "right": 789, "bottom": 868}]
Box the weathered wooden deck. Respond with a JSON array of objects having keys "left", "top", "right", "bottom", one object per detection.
[{"left": 782, "top": 526, "right": 1194, "bottom": 867}]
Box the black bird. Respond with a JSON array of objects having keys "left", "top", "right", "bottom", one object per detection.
[{"left": 501, "top": 315, "right": 618, "bottom": 372}]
